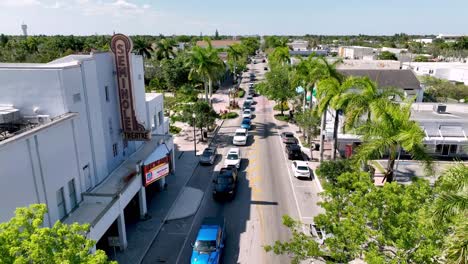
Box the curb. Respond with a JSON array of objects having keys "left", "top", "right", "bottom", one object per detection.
[{"left": 137, "top": 117, "right": 226, "bottom": 264}]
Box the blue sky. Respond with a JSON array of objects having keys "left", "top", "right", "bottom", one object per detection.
[{"left": 0, "top": 0, "right": 467, "bottom": 36}]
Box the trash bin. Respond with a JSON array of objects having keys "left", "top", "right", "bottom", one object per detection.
[
  {"left": 203, "top": 130, "right": 208, "bottom": 139},
  {"left": 315, "top": 143, "right": 320, "bottom": 151}
]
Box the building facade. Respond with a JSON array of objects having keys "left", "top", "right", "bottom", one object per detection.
[
  {"left": 402, "top": 62, "right": 468, "bottom": 85},
  {"left": 0, "top": 35, "right": 174, "bottom": 252}
]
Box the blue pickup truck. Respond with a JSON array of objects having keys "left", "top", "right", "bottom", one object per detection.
[{"left": 191, "top": 217, "right": 226, "bottom": 264}]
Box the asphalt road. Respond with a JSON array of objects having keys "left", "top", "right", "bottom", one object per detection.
[{"left": 141, "top": 59, "right": 323, "bottom": 264}]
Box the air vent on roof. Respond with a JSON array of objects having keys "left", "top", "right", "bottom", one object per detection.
[
  {"left": 0, "top": 107, "right": 20, "bottom": 124},
  {"left": 24, "top": 115, "right": 51, "bottom": 125},
  {"left": 433, "top": 104, "right": 447, "bottom": 114}
]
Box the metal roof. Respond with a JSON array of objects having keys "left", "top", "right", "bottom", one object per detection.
[{"left": 338, "top": 69, "right": 421, "bottom": 90}]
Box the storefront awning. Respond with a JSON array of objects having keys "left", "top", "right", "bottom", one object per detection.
[{"left": 144, "top": 143, "right": 169, "bottom": 165}]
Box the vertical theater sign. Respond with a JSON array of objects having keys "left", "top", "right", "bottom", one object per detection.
[{"left": 111, "top": 34, "right": 151, "bottom": 141}]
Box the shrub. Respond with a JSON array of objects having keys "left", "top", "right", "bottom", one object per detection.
[
  {"left": 237, "top": 89, "right": 245, "bottom": 98},
  {"left": 169, "top": 125, "right": 182, "bottom": 134},
  {"left": 220, "top": 112, "right": 239, "bottom": 119},
  {"left": 316, "top": 159, "right": 354, "bottom": 184},
  {"left": 274, "top": 114, "right": 291, "bottom": 122},
  {"left": 273, "top": 102, "right": 290, "bottom": 111}
]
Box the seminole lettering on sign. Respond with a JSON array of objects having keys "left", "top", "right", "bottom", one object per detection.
[{"left": 110, "top": 34, "right": 150, "bottom": 141}]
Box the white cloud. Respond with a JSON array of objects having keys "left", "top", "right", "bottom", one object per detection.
[
  {"left": 47, "top": 1, "right": 64, "bottom": 9},
  {"left": 0, "top": 0, "right": 41, "bottom": 7},
  {"left": 75, "top": 0, "right": 151, "bottom": 17}
]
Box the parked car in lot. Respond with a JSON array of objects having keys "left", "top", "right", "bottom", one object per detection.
[
  {"left": 241, "top": 118, "right": 251, "bottom": 130},
  {"left": 242, "top": 109, "right": 252, "bottom": 119},
  {"left": 291, "top": 160, "right": 311, "bottom": 179},
  {"left": 199, "top": 147, "right": 217, "bottom": 165},
  {"left": 213, "top": 166, "right": 238, "bottom": 199},
  {"left": 285, "top": 144, "right": 302, "bottom": 160},
  {"left": 191, "top": 217, "right": 226, "bottom": 264},
  {"left": 281, "top": 132, "right": 298, "bottom": 144},
  {"left": 233, "top": 128, "right": 248, "bottom": 146},
  {"left": 224, "top": 148, "right": 241, "bottom": 168}
]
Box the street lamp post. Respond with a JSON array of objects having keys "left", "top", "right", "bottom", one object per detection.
[{"left": 192, "top": 113, "right": 197, "bottom": 156}]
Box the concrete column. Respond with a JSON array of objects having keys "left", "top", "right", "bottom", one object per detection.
[
  {"left": 117, "top": 213, "right": 128, "bottom": 251},
  {"left": 138, "top": 186, "right": 147, "bottom": 219}
]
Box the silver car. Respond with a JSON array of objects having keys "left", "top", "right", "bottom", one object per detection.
[{"left": 199, "top": 147, "right": 217, "bottom": 165}]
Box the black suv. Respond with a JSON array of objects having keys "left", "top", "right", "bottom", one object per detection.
[
  {"left": 285, "top": 144, "right": 303, "bottom": 160},
  {"left": 213, "top": 166, "right": 238, "bottom": 200}
]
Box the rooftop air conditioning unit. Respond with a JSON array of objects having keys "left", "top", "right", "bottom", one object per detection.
[
  {"left": 433, "top": 104, "right": 447, "bottom": 114},
  {"left": 24, "top": 115, "right": 51, "bottom": 125}
]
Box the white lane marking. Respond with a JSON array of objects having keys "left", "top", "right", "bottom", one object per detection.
[{"left": 276, "top": 129, "right": 304, "bottom": 221}]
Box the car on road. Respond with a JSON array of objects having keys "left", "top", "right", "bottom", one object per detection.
[
  {"left": 281, "top": 132, "right": 298, "bottom": 144},
  {"left": 233, "top": 128, "right": 248, "bottom": 146},
  {"left": 191, "top": 217, "right": 226, "bottom": 264},
  {"left": 285, "top": 144, "right": 302, "bottom": 160},
  {"left": 199, "top": 147, "right": 217, "bottom": 165},
  {"left": 242, "top": 109, "right": 252, "bottom": 119},
  {"left": 291, "top": 160, "right": 311, "bottom": 179},
  {"left": 213, "top": 166, "right": 238, "bottom": 199},
  {"left": 249, "top": 82, "right": 254, "bottom": 88},
  {"left": 224, "top": 148, "right": 241, "bottom": 168},
  {"left": 241, "top": 118, "right": 251, "bottom": 130}
]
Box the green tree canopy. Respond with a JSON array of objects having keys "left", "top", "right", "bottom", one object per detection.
[
  {"left": 0, "top": 204, "right": 115, "bottom": 264},
  {"left": 377, "top": 51, "right": 398, "bottom": 60},
  {"left": 257, "top": 65, "right": 295, "bottom": 115}
]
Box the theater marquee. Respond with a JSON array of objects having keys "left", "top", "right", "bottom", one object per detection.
[{"left": 110, "top": 34, "right": 151, "bottom": 141}]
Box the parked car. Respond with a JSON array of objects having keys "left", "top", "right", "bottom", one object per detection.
[
  {"left": 213, "top": 166, "right": 238, "bottom": 199},
  {"left": 245, "top": 96, "right": 253, "bottom": 105},
  {"left": 309, "top": 223, "right": 328, "bottom": 245},
  {"left": 281, "top": 132, "right": 298, "bottom": 144},
  {"left": 242, "top": 101, "right": 252, "bottom": 110},
  {"left": 285, "top": 144, "right": 302, "bottom": 160},
  {"left": 291, "top": 160, "right": 311, "bottom": 179},
  {"left": 199, "top": 147, "right": 217, "bottom": 165},
  {"left": 242, "top": 109, "right": 252, "bottom": 119},
  {"left": 191, "top": 217, "right": 226, "bottom": 264},
  {"left": 241, "top": 118, "right": 251, "bottom": 130},
  {"left": 224, "top": 148, "right": 241, "bottom": 168},
  {"left": 233, "top": 128, "right": 248, "bottom": 146},
  {"left": 249, "top": 82, "right": 254, "bottom": 88}
]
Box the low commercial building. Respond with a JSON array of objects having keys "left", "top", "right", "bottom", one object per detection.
[
  {"left": 288, "top": 40, "right": 309, "bottom": 51},
  {"left": 337, "top": 103, "right": 468, "bottom": 159},
  {"left": 196, "top": 39, "right": 241, "bottom": 49},
  {"left": 0, "top": 35, "right": 174, "bottom": 252},
  {"left": 402, "top": 62, "right": 468, "bottom": 85},
  {"left": 338, "top": 46, "right": 377, "bottom": 60}
]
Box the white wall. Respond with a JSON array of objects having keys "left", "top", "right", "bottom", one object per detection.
[
  {"left": 0, "top": 116, "right": 81, "bottom": 226},
  {"left": 0, "top": 68, "right": 66, "bottom": 117}
]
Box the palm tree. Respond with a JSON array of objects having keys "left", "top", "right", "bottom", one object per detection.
[
  {"left": 186, "top": 39, "right": 224, "bottom": 101},
  {"left": 353, "top": 101, "right": 432, "bottom": 183},
  {"left": 336, "top": 77, "right": 405, "bottom": 132},
  {"left": 132, "top": 37, "right": 153, "bottom": 59},
  {"left": 227, "top": 43, "right": 245, "bottom": 81},
  {"left": 154, "top": 38, "right": 176, "bottom": 60},
  {"left": 269, "top": 46, "right": 290, "bottom": 66},
  {"left": 316, "top": 77, "right": 351, "bottom": 160},
  {"left": 430, "top": 163, "right": 468, "bottom": 264},
  {"left": 431, "top": 164, "right": 468, "bottom": 223}
]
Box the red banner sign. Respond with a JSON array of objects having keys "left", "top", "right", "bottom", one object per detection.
[
  {"left": 142, "top": 156, "right": 170, "bottom": 187},
  {"left": 110, "top": 34, "right": 151, "bottom": 141}
]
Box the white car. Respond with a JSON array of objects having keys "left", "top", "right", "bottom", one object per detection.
[
  {"left": 245, "top": 97, "right": 253, "bottom": 105},
  {"left": 291, "top": 161, "right": 311, "bottom": 179},
  {"left": 224, "top": 148, "right": 241, "bottom": 168},
  {"left": 242, "top": 109, "right": 252, "bottom": 119},
  {"left": 233, "top": 128, "right": 248, "bottom": 146},
  {"left": 309, "top": 224, "right": 327, "bottom": 245}
]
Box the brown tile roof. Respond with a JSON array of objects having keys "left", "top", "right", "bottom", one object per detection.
[
  {"left": 196, "top": 40, "right": 241, "bottom": 48},
  {"left": 338, "top": 69, "right": 421, "bottom": 90}
]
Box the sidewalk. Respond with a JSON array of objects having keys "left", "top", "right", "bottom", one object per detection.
[{"left": 114, "top": 80, "right": 231, "bottom": 264}]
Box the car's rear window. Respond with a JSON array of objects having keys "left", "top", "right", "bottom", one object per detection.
[
  {"left": 227, "top": 154, "right": 238, "bottom": 160},
  {"left": 297, "top": 166, "right": 308, "bottom": 171},
  {"left": 235, "top": 132, "right": 246, "bottom": 137}
]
